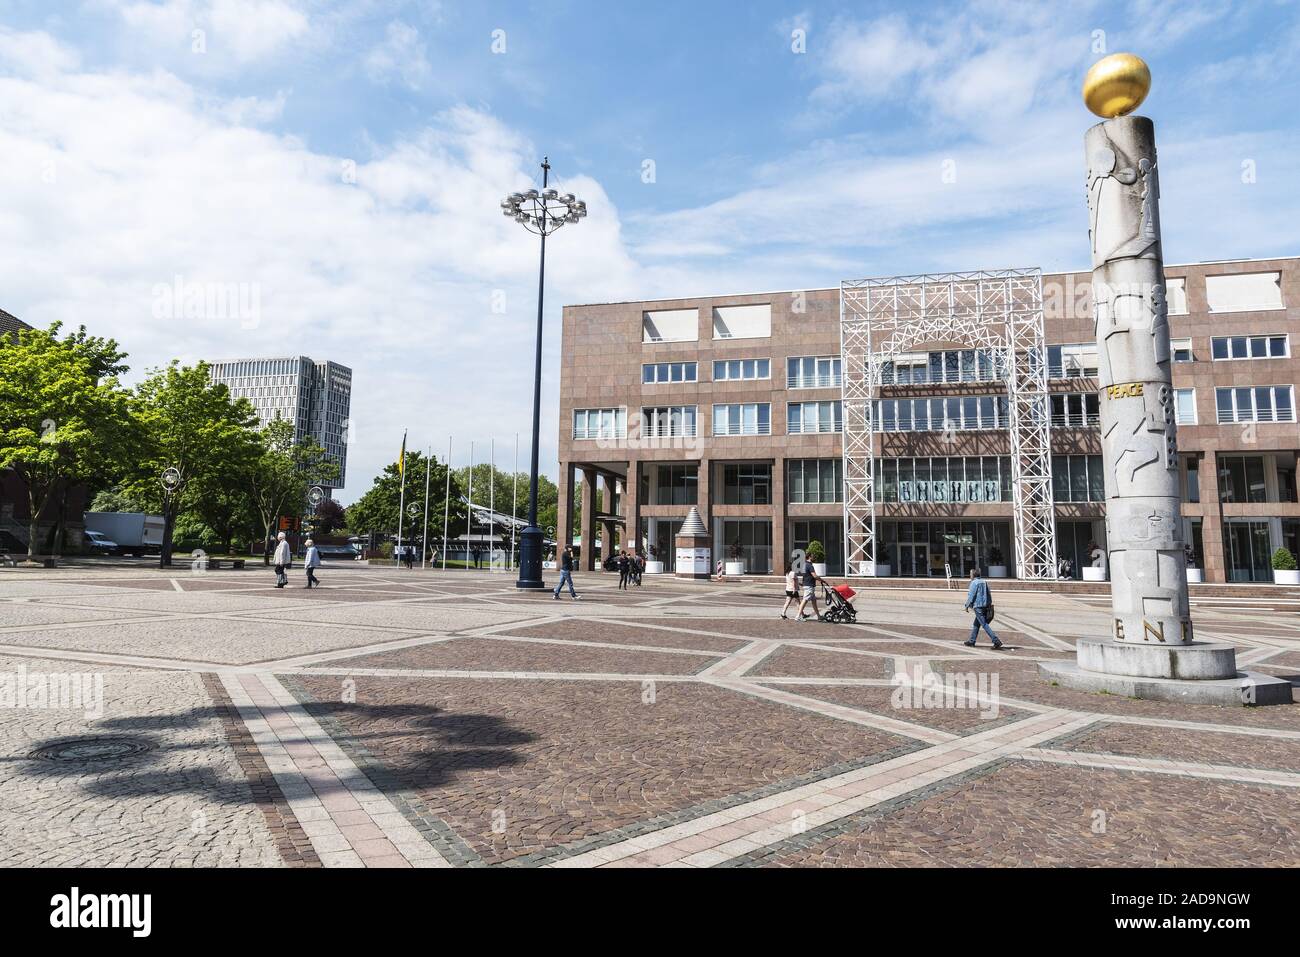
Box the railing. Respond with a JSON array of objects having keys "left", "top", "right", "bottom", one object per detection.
[
  {"left": 643, "top": 425, "right": 698, "bottom": 438},
  {"left": 1050, "top": 413, "right": 1101, "bottom": 429},
  {"left": 572, "top": 428, "right": 627, "bottom": 440},
  {"left": 788, "top": 422, "right": 843, "bottom": 435},
  {"left": 1047, "top": 362, "right": 1098, "bottom": 380},
  {"left": 878, "top": 367, "right": 1002, "bottom": 386},
  {"left": 787, "top": 373, "right": 843, "bottom": 389},
  {"left": 713, "top": 422, "right": 772, "bottom": 436},
  {"left": 1217, "top": 410, "right": 1295, "bottom": 424}
]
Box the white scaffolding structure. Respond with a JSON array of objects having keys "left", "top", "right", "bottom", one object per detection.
[{"left": 839, "top": 269, "right": 1057, "bottom": 579}]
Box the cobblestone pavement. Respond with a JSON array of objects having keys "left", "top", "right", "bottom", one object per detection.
[{"left": 0, "top": 566, "right": 1297, "bottom": 867}]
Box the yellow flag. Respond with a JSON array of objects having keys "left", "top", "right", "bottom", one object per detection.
[{"left": 397, "top": 431, "right": 407, "bottom": 477}]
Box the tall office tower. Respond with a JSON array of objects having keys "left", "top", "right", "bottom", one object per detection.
[{"left": 209, "top": 357, "right": 352, "bottom": 492}]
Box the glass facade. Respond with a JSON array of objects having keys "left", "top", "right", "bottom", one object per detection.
[
  {"left": 713, "top": 403, "right": 770, "bottom": 435},
  {"left": 722, "top": 464, "right": 771, "bottom": 505},
  {"left": 875, "top": 457, "right": 1009, "bottom": 504},
  {"left": 875, "top": 395, "right": 1007, "bottom": 432},
  {"left": 788, "top": 459, "right": 843, "bottom": 504},
  {"left": 1052, "top": 455, "right": 1106, "bottom": 503}
]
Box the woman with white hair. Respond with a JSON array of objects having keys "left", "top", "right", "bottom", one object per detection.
[
  {"left": 273, "top": 531, "right": 291, "bottom": 588},
  {"left": 304, "top": 539, "right": 321, "bottom": 588}
]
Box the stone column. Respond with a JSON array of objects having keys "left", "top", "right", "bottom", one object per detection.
[
  {"left": 580, "top": 466, "right": 597, "bottom": 571},
  {"left": 623, "top": 460, "right": 642, "bottom": 555},
  {"left": 556, "top": 462, "right": 575, "bottom": 552},
  {"left": 1086, "top": 114, "right": 1191, "bottom": 644}
]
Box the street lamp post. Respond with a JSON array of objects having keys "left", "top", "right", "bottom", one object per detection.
[{"left": 502, "top": 157, "right": 586, "bottom": 589}]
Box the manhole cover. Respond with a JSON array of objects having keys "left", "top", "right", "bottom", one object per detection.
[{"left": 30, "top": 736, "right": 154, "bottom": 763}]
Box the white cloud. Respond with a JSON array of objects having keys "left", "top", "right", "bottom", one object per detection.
[
  {"left": 113, "top": 0, "right": 310, "bottom": 66},
  {"left": 364, "top": 20, "right": 433, "bottom": 90},
  {"left": 0, "top": 29, "right": 640, "bottom": 502}
]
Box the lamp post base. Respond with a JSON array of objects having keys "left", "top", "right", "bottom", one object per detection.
[{"left": 515, "top": 526, "right": 547, "bottom": 590}]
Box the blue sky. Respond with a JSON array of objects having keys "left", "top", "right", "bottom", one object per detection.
[{"left": 1, "top": 0, "right": 1298, "bottom": 502}]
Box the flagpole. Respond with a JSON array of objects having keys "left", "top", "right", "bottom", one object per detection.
[
  {"left": 441, "top": 436, "right": 451, "bottom": 569},
  {"left": 489, "top": 438, "right": 495, "bottom": 572},
  {"left": 511, "top": 432, "right": 519, "bottom": 571},
  {"left": 466, "top": 441, "right": 474, "bottom": 571},
  {"left": 395, "top": 430, "right": 407, "bottom": 569},
  {"left": 421, "top": 444, "right": 431, "bottom": 570}
]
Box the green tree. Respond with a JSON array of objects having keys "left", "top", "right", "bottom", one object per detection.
[
  {"left": 0, "top": 323, "right": 136, "bottom": 561},
  {"left": 349, "top": 450, "right": 464, "bottom": 560},
  {"left": 246, "top": 418, "right": 339, "bottom": 564},
  {"left": 125, "top": 361, "right": 262, "bottom": 567}
]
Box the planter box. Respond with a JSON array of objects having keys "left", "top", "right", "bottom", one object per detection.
[
  {"left": 812, "top": 563, "right": 828, "bottom": 577},
  {"left": 645, "top": 561, "right": 665, "bottom": 574},
  {"left": 1082, "top": 566, "right": 1106, "bottom": 582},
  {"left": 987, "top": 565, "right": 1008, "bottom": 578},
  {"left": 1273, "top": 569, "right": 1300, "bottom": 585},
  {"left": 724, "top": 561, "right": 746, "bottom": 576},
  {"left": 1186, "top": 567, "right": 1203, "bottom": 583},
  {"left": 861, "top": 562, "right": 890, "bottom": 577},
  {"left": 542, "top": 561, "right": 556, "bottom": 570}
]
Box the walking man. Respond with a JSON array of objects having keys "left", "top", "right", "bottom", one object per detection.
[
  {"left": 963, "top": 567, "right": 1003, "bottom": 649},
  {"left": 796, "top": 562, "right": 822, "bottom": 622},
  {"left": 553, "top": 545, "right": 581, "bottom": 600},
  {"left": 273, "top": 531, "right": 291, "bottom": 588},
  {"left": 617, "top": 550, "right": 630, "bottom": 590},
  {"left": 304, "top": 538, "right": 321, "bottom": 588}
]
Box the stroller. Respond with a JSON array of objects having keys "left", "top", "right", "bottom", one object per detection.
[{"left": 820, "top": 583, "right": 858, "bottom": 624}]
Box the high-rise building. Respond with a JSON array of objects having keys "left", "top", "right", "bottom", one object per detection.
[
  {"left": 209, "top": 357, "right": 352, "bottom": 492},
  {"left": 557, "top": 256, "right": 1299, "bottom": 584}
]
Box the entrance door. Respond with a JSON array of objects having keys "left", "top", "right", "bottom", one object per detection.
[
  {"left": 946, "top": 544, "right": 976, "bottom": 577},
  {"left": 898, "top": 543, "right": 927, "bottom": 577}
]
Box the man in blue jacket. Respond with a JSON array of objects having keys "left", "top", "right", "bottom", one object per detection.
[{"left": 963, "top": 568, "right": 1003, "bottom": 649}]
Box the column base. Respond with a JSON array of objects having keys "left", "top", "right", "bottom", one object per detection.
[{"left": 1038, "top": 660, "right": 1293, "bottom": 707}]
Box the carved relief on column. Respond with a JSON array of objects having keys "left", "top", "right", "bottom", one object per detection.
[{"left": 1085, "top": 115, "right": 1191, "bottom": 645}]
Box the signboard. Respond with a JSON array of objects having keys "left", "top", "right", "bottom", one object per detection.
[{"left": 675, "top": 546, "right": 711, "bottom": 575}]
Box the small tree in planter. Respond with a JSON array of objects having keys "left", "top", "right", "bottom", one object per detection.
[
  {"left": 723, "top": 540, "right": 745, "bottom": 575},
  {"left": 1272, "top": 547, "right": 1299, "bottom": 584},
  {"left": 1184, "top": 544, "right": 1203, "bottom": 582},
  {"left": 805, "top": 540, "right": 827, "bottom": 574},
  {"left": 987, "top": 545, "right": 1007, "bottom": 577}
]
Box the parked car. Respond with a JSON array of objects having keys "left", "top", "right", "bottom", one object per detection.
[{"left": 82, "top": 530, "right": 120, "bottom": 555}]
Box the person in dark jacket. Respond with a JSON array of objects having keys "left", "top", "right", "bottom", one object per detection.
[
  {"left": 552, "top": 546, "right": 581, "bottom": 600},
  {"left": 617, "top": 551, "right": 631, "bottom": 589},
  {"left": 963, "top": 568, "right": 1003, "bottom": 649}
]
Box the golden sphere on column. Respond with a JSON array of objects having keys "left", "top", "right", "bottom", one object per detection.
[{"left": 1082, "top": 53, "right": 1151, "bottom": 118}]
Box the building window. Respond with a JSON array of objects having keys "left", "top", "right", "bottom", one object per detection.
[
  {"left": 1215, "top": 386, "right": 1295, "bottom": 423},
  {"left": 712, "top": 304, "right": 771, "bottom": 340},
  {"left": 643, "top": 308, "right": 698, "bottom": 343},
  {"left": 712, "top": 358, "right": 770, "bottom": 381},
  {"left": 876, "top": 457, "right": 1008, "bottom": 504},
  {"left": 1165, "top": 276, "right": 1188, "bottom": 315},
  {"left": 1209, "top": 335, "right": 1288, "bottom": 360},
  {"left": 1175, "top": 388, "right": 1197, "bottom": 425},
  {"left": 1048, "top": 343, "right": 1099, "bottom": 379},
  {"left": 1218, "top": 455, "right": 1269, "bottom": 504},
  {"left": 1185, "top": 457, "right": 1200, "bottom": 504},
  {"left": 572, "top": 407, "right": 627, "bottom": 440},
  {"left": 642, "top": 362, "right": 697, "bottom": 384},
  {"left": 787, "top": 356, "right": 842, "bottom": 389},
  {"left": 713, "top": 403, "right": 770, "bottom": 436},
  {"left": 874, "top": 395, "right": 1007, "bottom": 432},
  {"left": 641, "top": 406, "right": 697, "bottom": 437},
  {"left": 788, "top": 401, "right": 843, "bottom": 434},
  {"left": 788, "top": 459, "right": 843, "bottom": 504},
  {"left": 720, "top": 518, "right": 772, "bottom": 573},
  {"left": 654, "top": 465, "right": 697, "bottom": 505},
  {"left": 881, "top": 349, "right": 1002, "bottom": 385},
  {"left": 1171, "top": 338, "right": 1193, "bottom": 362},
  {"left": 722, "top": 464, "right": 771, "bottom": 505},
  {"left": 1205, "top": 272, "right": 1284, "bottom": 312},
  {"left": 1052, "top": 454, "right": 1106, "bottom": 503},
  {"left": 1050, "top": 393, "right": 1100, "bottom": 429}
]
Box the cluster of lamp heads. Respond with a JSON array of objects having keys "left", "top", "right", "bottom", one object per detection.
[{"left": 500, "top": 187, "right": 587, "bottom": 232}]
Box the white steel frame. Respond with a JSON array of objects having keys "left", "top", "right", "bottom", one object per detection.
[{"left": 839, "top": 269, "right": 1057, "bottom": 579}]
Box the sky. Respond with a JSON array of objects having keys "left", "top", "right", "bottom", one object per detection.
[{"left": 1, "top": 0, "right": 1298, "bottom": 504}]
